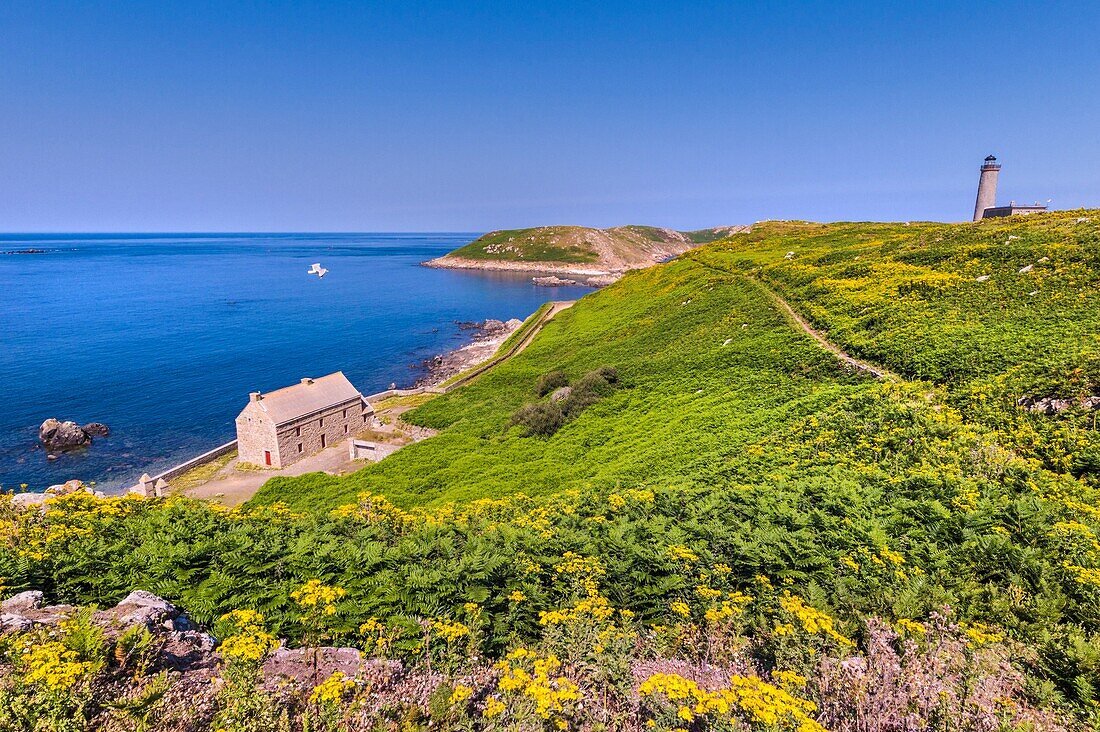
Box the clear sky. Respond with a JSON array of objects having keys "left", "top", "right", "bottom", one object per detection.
[{"left": 1, "top": 1, "right": 1098, "bottom": 232}]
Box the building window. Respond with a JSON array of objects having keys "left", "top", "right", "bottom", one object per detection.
[
  {"left": 320, "top": 434, "right": 327, "bottom": 449},
  {"left": 297, "top": 443, "right": 303, "bottom": 453},
  {"left": 295, "top": 426, "right": 301, "bottom": 437},
  {"left": 342, "top": 408, "right": 348, "bottom": 418},
  {"left": 343, "top": 424, "right": 348, "bottom": 434},
  {"left": 319, "top": 417, "right": 324, "bottom": 427}
]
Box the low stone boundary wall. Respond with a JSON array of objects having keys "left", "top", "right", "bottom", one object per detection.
[
  {"left": 362, "top": 388, "right": 427, "bottom": 402},
  {"left": 152, "top": 439, "right": 238, "bottom": 483}
]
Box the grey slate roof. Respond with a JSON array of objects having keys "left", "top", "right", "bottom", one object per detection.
[{"left": 253, "top": 371, "right": 364, "bottom": 426}]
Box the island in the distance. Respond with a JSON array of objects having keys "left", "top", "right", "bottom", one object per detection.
[{"left": 424, "top": 224, "right": 747, "bottom": 285}]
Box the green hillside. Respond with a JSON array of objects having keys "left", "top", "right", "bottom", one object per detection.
[
  {"left": 431, "top": 224, "right": 743, "bottom": 270},
  {"left": 5, "top": 211, "right": 1100, "bottom": 721},
  {"left": 447, "top": 226, "right": 604, "bottom": 263}
]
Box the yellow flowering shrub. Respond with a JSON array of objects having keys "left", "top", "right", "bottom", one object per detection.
[
  {"left": 778, "top": 592, "right": 853, "bottom": 647},
  {"left": 291, "top": 579, "right": 347, "bottom": 616},
  {"left": 217, "top": 609, "right": 277, "bottom": 663},
  {"left": 18, "top": 640, "right": 92, "bottom": 690},
  {"left": 639, "top": 672, "right": 825, "bottom": 732},
  {"left": 309, "top": 670, "right": 355, "bottom": 704},
  {"left": 494, "top": 648, "right": 581, "bottom": 726},
  {"left": 432, "top": 618, "right": 471, "bottom": 643}
]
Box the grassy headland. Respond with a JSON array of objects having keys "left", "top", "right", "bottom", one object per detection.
[{"left": 424, "top": 224, "right": 745, "bottom": 277}]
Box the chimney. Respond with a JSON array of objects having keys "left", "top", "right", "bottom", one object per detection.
[
  {"left": 249, "top": 392, "right": 262, "bottom": 402},
  {"left": 301, "top": 377, "right": 314, "bottom": 385}
]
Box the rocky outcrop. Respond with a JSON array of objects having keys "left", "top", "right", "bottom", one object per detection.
[
  {"left": 1017, "top": 395, "right": 1100, "bottom": 415},
  {"left": 533, "top": 275, "right": 578, "bottom": 287},
  {"left": 39, "top": 418, "right": 92, "bottom": 451},
  {"left": 550, "top": 386, "right": 573, "bottom": 403},
  {"left": 0, "top": 589, "right": 443, "bottom": 727},
  {"left": 38, "top": 418, "right": 109, "bottom": 454},
  {"left": 83, "top": 422, "right": 110, "bottom": 437}
]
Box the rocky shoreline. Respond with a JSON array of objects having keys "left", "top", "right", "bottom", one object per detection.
[
  {"left": 414, "top": 317, "right": 523, "bottom": 387},
  {"left": 422, "top": 255, "right": 623, "bottom": 286}
]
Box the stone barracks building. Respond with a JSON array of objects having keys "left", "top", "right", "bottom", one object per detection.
[{"left": 235, "top": 371, "right": 374, "bottom": 468}]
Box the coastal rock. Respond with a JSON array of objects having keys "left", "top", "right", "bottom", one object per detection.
[
  {"left": 11, "top": 492, "right": 48, "bottom": 508},
  {"left": 481, "top": 318, "right": 508, "bottom": 334},
  {"left": 82, "top": 422, "right": 110, "bottom": 437},
  {"left": 584, "top": 274, "right": 620, "bottom": 287},
  {"left": 38, "top": 418, "right": 92, "bottom": 451},
  {"left": 532, "top": 275, "right": 578, "bottom": 287},
  {"left": 46, "top": 479, "right": 87, "bottom": 496}
]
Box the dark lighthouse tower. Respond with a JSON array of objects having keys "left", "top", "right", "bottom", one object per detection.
[{"left": 973, "top": 155, "right": 1001, "bottom": 221}]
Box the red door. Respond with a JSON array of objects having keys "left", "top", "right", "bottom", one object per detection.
[{"left": 264, "top": 450, "right": 272, "bottom": 466}]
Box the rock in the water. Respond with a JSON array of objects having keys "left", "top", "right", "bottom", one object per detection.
[
  {"left": 532, "top": 275, "right": 578, "bottom": 287},
  {"left": 82, "top": 422, "right": 110, "bottom": 437},
  {"left": 38, "top": 418, "right": 92, "bottom": 451}
]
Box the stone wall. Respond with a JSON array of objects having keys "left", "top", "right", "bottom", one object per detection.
[
  {"left": 235, "top": 406, "right": 280, "bottom": 467},
  {"left": 273, "top": 397, "right": 373, "bottom": 468}
]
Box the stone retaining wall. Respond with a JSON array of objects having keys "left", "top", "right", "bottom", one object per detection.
[{"left": 151, "top": 439, "right": 238, "bottom": 483}]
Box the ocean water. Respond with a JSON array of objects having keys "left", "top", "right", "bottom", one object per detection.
[{"left": 0, "top": 233, "right": 595, "bottom": 493}]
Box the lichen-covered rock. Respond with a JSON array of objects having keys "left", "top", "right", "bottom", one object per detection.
[
  {"left": 1, "top": 590, "right": 43, "bottom": 613},
  {"left": 96, "top": 590, "right": 177, "bottom": 629},
  {"left": 550, "top": 386, "right": 573, "bottom": 402}
]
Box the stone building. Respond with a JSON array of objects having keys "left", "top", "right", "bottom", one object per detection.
[
  {"left": 235, "top": 371, "right": 374, "bottom": 468},
  {"left": 972, "top": 155, "right": 1048, "bottom": 221}
]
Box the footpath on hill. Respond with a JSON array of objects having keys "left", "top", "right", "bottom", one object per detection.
[{"left": 685, "top": 253, "right": 900, "bottom": 382}]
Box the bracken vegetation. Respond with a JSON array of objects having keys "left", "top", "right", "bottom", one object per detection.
[{"left": 3, "top": 210, "right": 1100, "bottom": 729}]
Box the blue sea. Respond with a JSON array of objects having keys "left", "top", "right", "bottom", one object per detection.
[{"left": 0, "top": 234, "right": 595, "bottom": 493}]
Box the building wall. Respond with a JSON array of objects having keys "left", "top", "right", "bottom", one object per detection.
[
  {"left": 982, "top": 205, "right": 1048, "bottom": 219},
  {"left": 235, "top": 405, "right": 280, "bottom": 467},
  {"left": 273, "top": 397, "right": 374, "bottom": 468}
]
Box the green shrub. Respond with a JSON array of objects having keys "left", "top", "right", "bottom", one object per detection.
[
  {"left": 536, "top": 370, "right": 570, "bottom": 397},
  {"left": 509, "top": 402, "right": 565, "bottom": 437}
]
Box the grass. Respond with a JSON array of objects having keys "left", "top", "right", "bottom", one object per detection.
[
  {"left": 169, "top": 451, "right": 235, "bottom": 492},
  {"left": 370, "top": 392, "right": 438, "bottom": 411},
  {"left": 254, "top": 256, "right": 872, "bottom": 511},
  {"left": 447, "top": 227, "right": 601, "bottom": 263}
]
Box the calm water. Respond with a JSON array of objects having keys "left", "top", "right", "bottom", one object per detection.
[{"left": 0, "top": 233, "right": 594, "bottom": 492}]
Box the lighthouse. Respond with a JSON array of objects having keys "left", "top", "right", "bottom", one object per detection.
[
  {"left": 971, "top": 155, "right": 1048, "bottom": 220},
  {"left": 973, "top": 155, "right": 1001, "bottom": 221}
]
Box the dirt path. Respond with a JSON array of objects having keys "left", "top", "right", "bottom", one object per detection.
[
  {"left": 434, "top": 300, "right": 574, "bottom": 391},
  {"left": 686, "top": 254, "right": 898, "bottom": 381},
  {"left": 752, "top": 279, "right": 898, "bottom": 381}
]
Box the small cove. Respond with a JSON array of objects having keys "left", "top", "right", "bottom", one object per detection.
[{"left": 0, "top": 233, "right": 595, "bottom": 492}]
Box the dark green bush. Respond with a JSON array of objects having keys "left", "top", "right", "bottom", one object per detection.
[
  {"left": 510, "top": 402, "right": 565, "bottom": 437},
  {"left": 536, "top": 370, "right": 570, "bottom": 396}
]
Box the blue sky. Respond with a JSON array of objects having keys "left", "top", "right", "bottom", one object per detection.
[{"left": 1, "top": 1, "right": 1097, "bottom": 231}]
